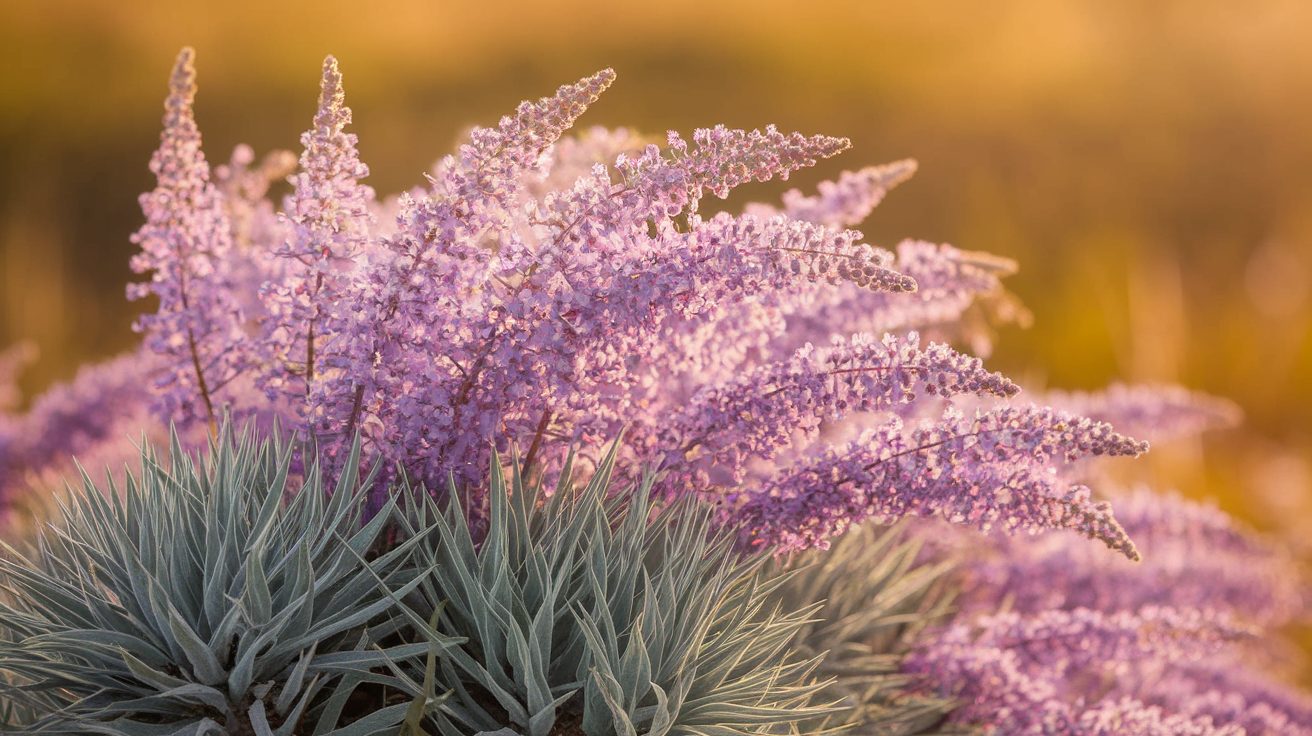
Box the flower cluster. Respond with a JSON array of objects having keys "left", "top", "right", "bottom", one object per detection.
[
  {"left": 907, "top": 393, "right": 1310, "bottom": 734},
  {"left": 643, "top": 331, "right": 1019, "bottom": 495},
  {"left": 1045, "top": 382, "right": 1243, "bottom": 444},
  {"left": 962, "top": 489, "right": 1304, "bottom": 625},
  {"left": 98, "top": 49, "right": 1157, "bottom": 554},
  {"left": 904, "top": 606, "right": 1252, "bottom": 734},
  {"left": 256, "top": 56, "right": 375, "bottom": 415},
  {"left": 734, "top": 405, "right": 1147, "bottom": 556},
  {"left": 126, "top": 48, "right": 249, "bottom": 431},
  {"left": 0, "top": 351, "right": 161, "bottom": 511}
]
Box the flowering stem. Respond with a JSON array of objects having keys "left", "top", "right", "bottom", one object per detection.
[
  {"left": 305, "top": 272, "right": 323, "bottom": 393},
  {"left": 178, "top": 269, "right": 218, "bottom": 436},
  {"left": 860, "top": 430, "right": 984, "bottom": 474},
  {"left": 186, "top": 327, "right": 218, "bottom": 437},
  {"left": 522, "top": 409, "right": 553, "bottom": 474},
  {"left": 761, "top": 363, "right": 918, "bottom": 398}
]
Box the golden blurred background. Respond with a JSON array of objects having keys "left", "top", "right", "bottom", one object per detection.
[{"left": 2, "top": 0, "right": 1311, "bottom": 532}]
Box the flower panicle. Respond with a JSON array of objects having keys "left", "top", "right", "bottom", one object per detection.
[
  {"left": 115, "top": 49, "right": 1160, "bottom": 559},
  {"left": 734, "top": 405, "right": 1147, "bottom": 558},
  {"left": 127, "top": 47, "right": 246, "bottom": 430},
  {"left": 775, "top": 158, "right": 919, "bottom": 228}
]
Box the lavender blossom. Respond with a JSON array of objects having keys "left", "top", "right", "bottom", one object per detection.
[
  {"left": 647, "top": 331, "right": 1018, "bottom": 493},
  {"left": 734, "top": 405, "right": 1148, "bottom": 557},
  {"left": 213, "top": 143, "right": 296, "bottom": 251},
  {"left": 960, "top": 489, "right": 1304, "bottom": 626},
  {"left": 773, "top": 240, "right": 1023, "bottom": 356},
  {"left": 301, "top": 68, "right": 619, "bottom": 480},
  {"left": 615, "top": 125, "right": 851, "bottom": 217},
  {"left": 212, "top": 144, "right": 296, "bottom": 322},
  {"left": 916, "top": 464, "right": 1308, "bottom": 734},
  {"left": 904, "top": 606, "right": 1249, "bottom": 734},
  {"left": 1075, "top": 698, "right": 1243, "bottom": 736},
  {"left": 748, "top": 158, "right": 919, "bottom": 228},
  {"left": 0, "top": 351, "right": 164, "bottom": 515},
  {"left": 127, "top": 48, "right": 248, "bottom": 431},
  {"left": 1139, "top": 661, "right": 1312, "bottom": 735},
  {"left": 114, "top": 51, "right": 1167, "bottom": 556},
  {"left": 257, "top": 56, "right": 375, "bottom": 420}
]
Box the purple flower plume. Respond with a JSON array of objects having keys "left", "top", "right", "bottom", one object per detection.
[
  {"left": 961, "top": 489, "right": 1304, "bottom": 626},
  {"left": 1139, "top": 661, "right": 1312, "bottom": 735},
  {"left": 257, "top": 55, "right": 375, "bottom": 420},
  {"left": 774, "top": 239, "right": 1024, "bottom": 357},
  {"left": 127, "top": 48, "right": 248, "bottom": 431},
  {"left": 0, "top": 350, "right": 164, "bottom": 514},
  {"left": 10, "top": 50, "right": 1171, "bottom": 557},
  {"left": 747, "top": 158, "right": 919, "bottom": 228},
  {"left": 918, "top": 468, "right": 1309, "bottom": 732},
  {"left": 734, "top": 405, "right": 1148, "bottom": 557},
  {"left": 904, "top": 606, "right": 1251, "bottom": 734},
  {"left": 646, "top": 331, "right": 1017, "bottom": 493}
]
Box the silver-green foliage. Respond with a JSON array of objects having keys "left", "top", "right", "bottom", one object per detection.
[
  {"left": 388, "top": 448, "right": 837, "bottom": 736},
  {"left": 0, "top": 428, "right": 442, "bottom": 735},
  {"left": 773, "top": 523, "right": 965, "bottom": 735}
]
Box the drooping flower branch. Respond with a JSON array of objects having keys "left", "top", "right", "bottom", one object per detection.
[
  {"left": 909, "top": 408, "right": 1311, "bottom": 734},
  {"left": 0, "top": 351, "right": 161, "bottom": 505},
  {"left": 733, "top": 406, "right": 1148, "bottom": 557},
  {"left": 1044, "top": 383, "right": 1244, "bottom": 444},
  {"left": 645, "top": 331, "right": 1018, "bottom": 493},
  {"left": 960, "top": 489, "right": 1304, "bottom": 626}
]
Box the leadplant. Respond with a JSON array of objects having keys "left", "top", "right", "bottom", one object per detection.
[
  {"left": 0, "top": 427, "right": 451, "bottom": 735},
  {"left": 385, "top": 447, "right": 836, "bottom": 736},
  {"left": 772, "top": 524, "right": 964, "bottom": 735}
]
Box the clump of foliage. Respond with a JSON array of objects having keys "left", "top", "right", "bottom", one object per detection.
[
  {"left": 0, "top": 428, "right": 449, "bottom": 735},
  {"left": 383, "top": 447, "right": 835, "bottom": 736},
  {"left": 771, "top": 524, "right": 963, "bottom": 735}
]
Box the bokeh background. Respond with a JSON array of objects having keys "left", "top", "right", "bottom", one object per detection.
[{"left": 2, "top": 0, "right": 1311, "bottom": 536}]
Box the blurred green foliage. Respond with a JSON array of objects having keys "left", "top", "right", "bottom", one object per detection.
[{"left": 2, "top": 0, "right": 1310, "bottom": 524}]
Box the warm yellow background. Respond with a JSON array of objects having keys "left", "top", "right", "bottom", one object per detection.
[{"left": 2, "top": 0, "right": 1311, "bottom": 532}]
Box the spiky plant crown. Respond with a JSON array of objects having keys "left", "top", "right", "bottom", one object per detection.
[
  {"left": 378, "top": 446, "right": 836, "bottom": 736},
  {"left": 0, "top": 428, "right": 449, "bottom": 735},
  {"left": 771, "top": 523, "right": 966, "bottom": 735}
]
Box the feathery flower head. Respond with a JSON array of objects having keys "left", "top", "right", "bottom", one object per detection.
[
  {"left": 256, "top": 55, "right": 376, "bottom": 417},
  {"left": 959, "top": 488, "right": 1305, "bottom": 625},
  {"left": 128, "top": 47, "right": 247, "bottom": 430},
  {"left": 776, "top": 158, "right": 919, "bottom": 228},
  {"left": 648, "top": 331, "right": 1017, "bottom": 493},
  {"left": 110, "top": 51, "right": 1163, "bottom": 559},
  {"left": 905, "top": 606, "right": 1251, "bottom": 733},
  {"left": 0, "top": 351, "right": 164, "bottom": 519},
  {"left": 735, "top": 405, "right": 1147, "bottom": 557}
]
